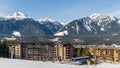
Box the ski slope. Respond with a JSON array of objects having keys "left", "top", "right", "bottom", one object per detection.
[{"left": 0, "top": 58, "right": 120, "bottom": 68}]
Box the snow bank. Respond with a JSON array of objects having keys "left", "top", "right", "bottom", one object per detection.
[
  {"left": 3, "top": 37, "right": 16, "bottom": 40},
  {"left": 12, "top": 31, "right": 21, "bottom": 37},
  {"left": 0, "top": 58, "right": 120, "bottom": 68},
  {"left": 54, "top": 30, "right": 68, "bottom": 36}
]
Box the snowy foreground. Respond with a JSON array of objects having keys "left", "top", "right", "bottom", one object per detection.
[{"left": 0, "top": 58, "right": 120, "bottom": 68}]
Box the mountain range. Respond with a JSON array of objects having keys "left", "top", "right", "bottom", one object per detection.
[
  {"left": 55, "top": 13, "right": 120, "bottom": 36},
  {"left": 0, "top": 12, "right": 62, "bottom": 40},
  {"left": 1, "top": 12, "right": 120, "bottom": 41}
]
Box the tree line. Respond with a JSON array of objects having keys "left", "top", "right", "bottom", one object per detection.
[{"left": 0, "top": 40, "right": 15, "bottom": 58}]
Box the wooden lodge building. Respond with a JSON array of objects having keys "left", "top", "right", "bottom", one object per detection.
[{"left": 9, "top": 42, "right": 75, "bottom": 61}]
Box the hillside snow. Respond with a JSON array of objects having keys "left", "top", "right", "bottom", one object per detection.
[{"left": 0, "top": 58, "right": 120, "bottom": 68}]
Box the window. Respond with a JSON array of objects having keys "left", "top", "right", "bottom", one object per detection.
[{"left": 28, "top": 49, "right": 33, "bottom": 54}]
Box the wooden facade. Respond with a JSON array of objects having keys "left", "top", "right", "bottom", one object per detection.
[
  {"left": 21, "top": 43, "right": 54, "bottom": 61},
  {"left": 9, "top": 42, "right": 75, "bottom": 61}
]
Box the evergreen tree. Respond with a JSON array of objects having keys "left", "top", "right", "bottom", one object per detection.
[{"left": 0, "top": 40, "right": 10, "bottom": 58}]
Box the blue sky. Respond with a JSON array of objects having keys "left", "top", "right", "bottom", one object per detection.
[{"left": 1, "top": 0, "right": 120, "bottom": 23}]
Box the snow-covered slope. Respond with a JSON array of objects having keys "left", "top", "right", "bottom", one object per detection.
[
  {"left": 0, "top": 12, "right": 46, "bottom": 38},
  {"left": 5, "top": 12, "right": 31, "bottom": 20},
  {"left": 39, "top": 18, "right": 56, "bottom": 22},
  {"left": 89, "top": 13, "right": 116, "bottom": 20},
  {"left": 54, "top": 30, "right": 68, "bottom": 36},
  {"left": 12, "top": 31, "right": 21, "bottom": 37},
  {"left": 0, "top": 58, "right": 120, "bottom": 68},
  {"left": 0, "top": 12, "right": 63, "bottom": 40},
  {"left": 58, "top": 13, "right": 120, "bottom": 35},
  {"left": 38, "top": 18, "right": 63, "bottom": 35}
]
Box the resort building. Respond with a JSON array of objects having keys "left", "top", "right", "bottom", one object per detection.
[
  {"left": 88, "top": 45, "right": 120, "bottom": 62},
  {"left": 21, "top": 43, "right": 54, "bottom": 61},
  {"left": 54, "top": 42, "right": 74, "bottom": 61},
  {"left": 9, "top": 43, "right": 21, "bottom": 59},
  {"left": 9, "top": 42, "right": 75, "bottom": 61}
]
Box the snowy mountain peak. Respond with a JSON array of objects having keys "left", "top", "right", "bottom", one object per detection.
[
  {"left": 5, "top": 12, "right": 31, "bottom": 20},
  {"left": 89, "top": 13, "right": 116, "bottom": 20},
  {"left": 89, "top": 13, "right": 102, "bottom": 19},
  {"left": 38, "top": 18, "right": 56, "bottom": 22}
]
